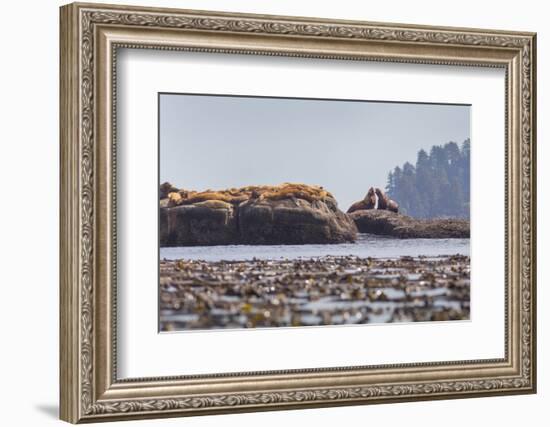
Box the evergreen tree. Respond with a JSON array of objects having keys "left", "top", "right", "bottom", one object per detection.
[
  {"left": 414, "top": 149, "right": 432, "bottom": 218},
  {"left": 388, "top": 166, "right": 403, "bottom": 209},
  {"left": 386, "top": 139, "right": 470, "bottom": 219}
]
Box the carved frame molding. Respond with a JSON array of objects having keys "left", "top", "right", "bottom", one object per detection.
[{"left": 60, "top": 2, "right": 536, "bottom": 423}]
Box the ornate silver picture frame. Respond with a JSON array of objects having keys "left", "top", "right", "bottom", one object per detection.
[{"left": 60, "top": 2, "right": 536, "bottom": 423}]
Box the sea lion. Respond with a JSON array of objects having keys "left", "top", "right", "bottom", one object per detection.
[
  {"left": 365, "top": 187, "right": 377, "bottom": 209},
  {"left": 167, "top": 191, "right": 182, "bottom": 207},
  {"left": 347, "top": 187, "right": 376, "bottom": 213},
  {"left": 375, "top": 188, "right": 399, "bottom": 213},
  {"left": 160, "top": 182, "right": 178, "bottom": 200},
  {"left": 387, "top": 199, "right": 399, "bottom": 213}
]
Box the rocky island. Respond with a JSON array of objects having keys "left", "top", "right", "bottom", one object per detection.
[
  {"left": 349, "top": 210, "right": 469, "bottom": 238},
  {"left": 160, "top": 182, "right": 358, "bottom": 246},
  {"left": 160, "top": 182, "right": 470, "bottom": 245},
  {"left": 347, "top": 188, "right": 470, "bottom": 238}
]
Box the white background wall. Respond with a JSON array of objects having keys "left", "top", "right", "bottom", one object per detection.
[{"left": 0, "top": 0, "right": 545, "bottom": 425}]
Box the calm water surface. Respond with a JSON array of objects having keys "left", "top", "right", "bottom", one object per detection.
[{"left": 160, "top": 234, "right": 470, "bottom": 261}]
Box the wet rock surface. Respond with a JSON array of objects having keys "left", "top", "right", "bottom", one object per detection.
[
  {"left": 159, "top": 255, "right": 470, "bottom": 331},
  {"left": 160, "top": 183, "right": 357, "bottom": 246},
  {"left": 349, "top": 210, "right": 469, "bottom": 238}
]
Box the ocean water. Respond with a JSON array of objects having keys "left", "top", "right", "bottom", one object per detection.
[{"left": 160, "top": 233, "right": 470, "bottom": 262}]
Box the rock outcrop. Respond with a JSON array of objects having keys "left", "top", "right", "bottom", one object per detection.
[
  {"left": 160, "top": 183, "right": 357, "bottom": 246},
  {"left": 349, "top": 209, "right": 469, "bottom": 238}
]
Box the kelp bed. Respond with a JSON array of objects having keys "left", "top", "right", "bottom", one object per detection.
[{"left": 159, "top": 255, "right": 470, "bottom": 331}]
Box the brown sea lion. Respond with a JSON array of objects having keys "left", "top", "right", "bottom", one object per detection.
[
  {"left": 387, "top": 199, "right": 399, "bottom": 213},
  {"left": 167, "top": 192, "right": 182, "bottom": 207},
  {"left": 160, "top": 182, "right": 179, "bottom": 199},
  {"left": 375, "top": 188, "right": 399, "bottom": 213},
  {"left": 365, "top": 187, "right": 377, "bottom": 209},
  {"left": 347, "top": 187, "right": 376, "bottom": 213},
  {"left": 374, "top": 188, "right": 387, "bottom": 210}
]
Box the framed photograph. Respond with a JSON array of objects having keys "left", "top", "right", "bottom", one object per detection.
[{"left": 60, "top": 2, "right": 537, "bottom": 423}]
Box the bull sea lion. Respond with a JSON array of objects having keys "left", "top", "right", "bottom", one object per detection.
[
  {"left": 347, "top": 187, "right": 376, "bottom": 213},
  {"left": 375, "top": 188, "right": 399, "bottom": 213}
]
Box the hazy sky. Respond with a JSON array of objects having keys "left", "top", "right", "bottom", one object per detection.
[{"left": 160, "top": 94, "right": 470, "bottom": 210}]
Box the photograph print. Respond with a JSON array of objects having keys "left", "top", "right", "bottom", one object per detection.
[{"left": 159, "top": 93, "right": 471, "bottom": 331}]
